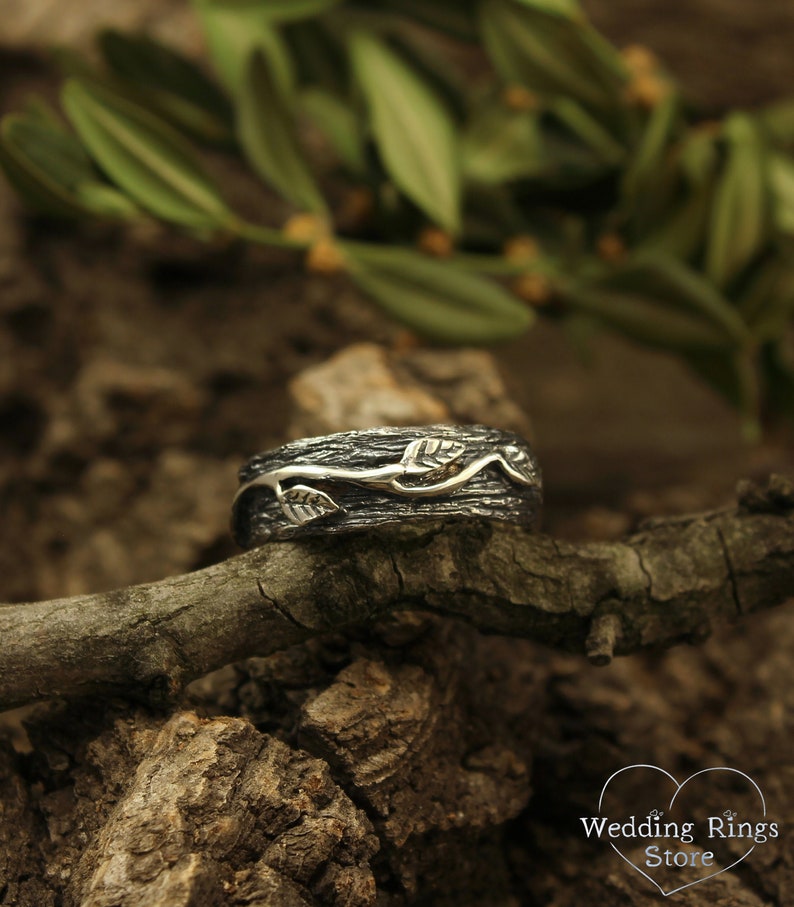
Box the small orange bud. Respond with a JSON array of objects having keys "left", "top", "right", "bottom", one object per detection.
[
  {"left": 597, "top": 233, "right": 627, "bottom": 263},
  {"left": 306, "top": 237, "right": 345, "bottom": 274},
  {"left": 283, "top": 213, "right": 327, "bottom": 243},
  {"left": 503, "top": 84, "right": 539, "bottom": 112},
  {"left": 625, "top": 72, "right": 669, "bottom": 109},
  {"left": 418, "top": 226, "right": 454, "bottom": 258},
  {"left": 503, "top": 235, "right": 540, "bottom": 265},
  {"left": 513, "top": 272, "right": 553, "bottom": 306},
  {"left": 621, "top": 44, "right": 658, "bottom": 75}
]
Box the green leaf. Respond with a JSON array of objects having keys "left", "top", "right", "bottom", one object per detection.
[
  {"left": 514, "top": 0, "right": 582, "bottom": 15},
  {"left": 572, "top": 19, "right": 630, "bottom": 86},
  {"left": 740, "top": 258, "right": 794, "bottom": 340},
  {"left": 480, "top": 0, "right": 625, "bottom": 110},
  {"left": 191, "top": 0, "right": 294, "bottom": 95},
  {"left": 550, "top": 98, "right": 625, "bottom": 164},
  {"left": 462, "top": 102, "right": 546, "bottom": 184},
  {"left": 3, "top": 113, "right": 95, "bottom": 190},
  {"left": 74, "top": 181, "right": 142, "bottom": 219},
  {"left": 1, "top": 110, "right": 141, "bottom": 220},
  {"left": 638, "top": 181, "right": 712, "bottom": 261},
  {"left": 98, "top": 30, "right": 234, "bottom": 145},
  {"left": 705, "top": 114, "right": 769, "bottom": 288},
  {"left": 350, "top": 31, "right": 461, "bottom": 233},
  {"left": 373, "top": 0, "right": 479, "bottom": 40},
  {"left": 621, "top": 90, "right": 680, "bottom": 203},
  {"left": 0, "top": 130, "right": 88, "bottom": 218},
  {"left": 638, "top": 129, "right": 720, "bottom": 256},
  {"left": 237, "top": 49, "right": 327, "bottom": 213},
  {"left": 133, "top": 88, "right": 236, "bottom": 147},
  {"left": 20, "top": 97, "right": 65, "bottom": 130},
  {"left": 562, "top": 284, "right": 733, "bottom": 350},
  {"left": 768, "top": 152, "right": 794, "bottom": 235},
  {"left": 62, "top": 79, "right": 232, "bottom": 227},
  {"left": 384, "top": 32, "right": 468, "bottom": 124},
  {"left": 282, "top": 19, "right": 348, "bottom": 96},
  {"left": 300, "top": 89, "right": 366, "bottom": 175},
  {"left": 562, "top": 254, "right": 749, "bottom": 351},
  {"left": 98, "top": 30, "right": 231, "bottom": 122},
  {"left": 600, "top": 253, "right": 750, "bottom": 343},
  {"left": 678, "top": 129, "right": 718, "bottom": 186},
  {"left": 345, "top": 245, "right": 533, "bottom": 343},
  {"left": 201, "top": 0, "right": 342, "bottom": 19},
  {"left": 756, "top": 98, "right": 794, "bottom": 149}
]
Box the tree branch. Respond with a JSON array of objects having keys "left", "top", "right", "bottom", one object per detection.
[{"left": 2, "top": 476, "right": 793, "bottom": 712}]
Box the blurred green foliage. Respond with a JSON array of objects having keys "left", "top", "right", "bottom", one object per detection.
[{"left": 3, "top": 0, "right": 794, "bottom": 436}]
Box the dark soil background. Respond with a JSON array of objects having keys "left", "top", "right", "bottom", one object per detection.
[{"left": 1, "top": 3, "right": 794, "bottom": 905}]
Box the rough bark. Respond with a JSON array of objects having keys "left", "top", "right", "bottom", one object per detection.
[
  {"left": 1, "top": 474, "right": 792, "bottom": 711},
  {"left": 1, "top": 613, "right": 549, "bottom": 907},
  {"left": 67, "top": 712, "right": 379, "bottom": 907}
]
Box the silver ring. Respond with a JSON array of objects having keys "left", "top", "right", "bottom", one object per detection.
[{"left": 232, "top": 424, "right": 542, "bottom": 547}]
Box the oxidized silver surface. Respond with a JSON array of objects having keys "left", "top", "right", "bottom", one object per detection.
[{"left": 232, "top": 424, "right": 542, "bottom": 547}]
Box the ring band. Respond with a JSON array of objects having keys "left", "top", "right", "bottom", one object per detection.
[{"left": 232, "top": 424, "right": 542, "bottom": 547}]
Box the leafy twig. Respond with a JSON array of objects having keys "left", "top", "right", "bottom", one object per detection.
[{"left": 4, "top": 0, "right": 794, "bottom": 427}]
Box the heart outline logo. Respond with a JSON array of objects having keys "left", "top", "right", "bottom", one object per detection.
[{"left": 598, "top": 764, "right": 766, "bottom": 897}]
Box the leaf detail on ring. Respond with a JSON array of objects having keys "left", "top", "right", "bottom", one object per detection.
[
  {"left": 278, "top": 484, "right": 340, "bottom": 525},
  {"left": 400, "top": 437, "right": 465, "bottom": 475},
  {"left": 499, "top": 445, "right": 537, "bottom": 485}
]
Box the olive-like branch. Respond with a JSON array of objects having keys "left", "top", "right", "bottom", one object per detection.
[{"left": 0, "top": 475, "right": 792, "bottom": 712}]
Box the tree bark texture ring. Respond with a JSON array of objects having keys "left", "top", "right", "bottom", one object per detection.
[{"left": 231, "top": 424, "right": 543, "bottom": 546}]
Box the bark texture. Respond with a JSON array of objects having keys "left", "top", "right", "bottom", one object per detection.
[
  {"left": 232, "top": 424, "right": 541, "bottom": 545},
  {"left": 68, "top": 712, "right": 378, "bottom": 907},
  {"left": 1, "top": 474, "right": 793, "bottom": 711},
  {"left": 1, "top": 614, "right": 550, "bottom": 907}
]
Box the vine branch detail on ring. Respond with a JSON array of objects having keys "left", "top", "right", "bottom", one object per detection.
[{"left": 231, "top": 425, "right": 542, "bottom": 546}]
